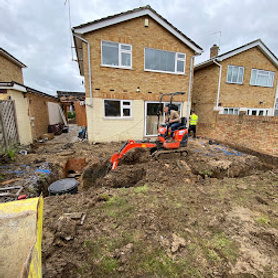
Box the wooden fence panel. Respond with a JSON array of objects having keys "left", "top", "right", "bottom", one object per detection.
[{"left": 0, "top": 100, "right": 18, "bottom": 152}]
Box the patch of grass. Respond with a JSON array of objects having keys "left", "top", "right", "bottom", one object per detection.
[
  {"left": 102, "top": 196, "right": 135, "bottom": 219},
  {"left": 207, "top": 249, "right": 221, "bottom": 262},
  {"left": 98, "top": 257, "right": 119, "bottom": 274},
  {"left": 98, "top": 193, "right": 110, "bottom": 201},
  {"left": 255, "top": 215, "right": 271, "bottom": 226},
  {"left": 135, "top": 184, "right": 148, "bottom": 193},
  {"left": 6, "top": 147, "right": 17, "bottom": 161},
  {"left": 135, "top": 247, "right": 202, "bottom": 277},
  {"left": 176, "top": 202, "right": 182, "bottom": 208},
  {"left": 204, "top": 232, "right": 238, "bottom": 262}
]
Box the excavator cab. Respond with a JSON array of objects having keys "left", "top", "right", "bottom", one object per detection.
[{"left": 156, "top": 92, "right": 188, "bottom": 148}]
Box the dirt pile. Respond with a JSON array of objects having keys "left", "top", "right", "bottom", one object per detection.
[{"left": 96, "top": 165, "right": 146, "bottom": 188}]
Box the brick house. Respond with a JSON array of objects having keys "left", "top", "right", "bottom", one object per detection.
[
  {"left": 192, "top": 39, "right": 278, "bottom": 127},
  {"left": 0, "top": 49, "right": 62, "bottom": 145},
  {"left": 0, "top": 48, "right": 27, "bottom": 84},
  {"left": 72, "top": 5, "right": 203, "bottom": 142}
]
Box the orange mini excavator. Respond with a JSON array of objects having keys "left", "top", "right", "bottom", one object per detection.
[{"left": 108, "top": 92, "right": 189, "bottom": 172}]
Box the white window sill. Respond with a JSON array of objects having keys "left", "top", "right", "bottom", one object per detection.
[
  {"left": 226, "top": 81, "right": 244, "bottom": 85},
  {"left": 144, "top": 69, "right": 186, "bottom": 76},
  {"left": 250, "top": 84, "right": 273, "bottom": 88},
  {"left": 103, "top": 117, "right": 133, "bottom": 120},
  {"left": 100, "top": 64, "right": 133, "bottom": 70}
]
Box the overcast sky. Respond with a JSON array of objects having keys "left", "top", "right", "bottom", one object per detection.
[{"left": 1, "top": 0, "right": 278, "bottom": 96}]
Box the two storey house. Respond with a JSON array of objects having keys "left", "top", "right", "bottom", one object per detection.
[
  {"left": 72, "top": 5, "right": 203, "bottom": 142},
  {"left": 192, "top": 39, "right": 278, "bottom": 126}
]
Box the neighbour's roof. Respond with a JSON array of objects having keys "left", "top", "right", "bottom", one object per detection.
[
  {"left": 195, "top": 39, "right": 278, "bottom": 70},
  {"left": 57, "top": 91, "right": 85, "bottom": 102},
  {"left": 0, "top": 48, "right": 27, "bottom": 68},
  {"left": 72, "top": 5, "right": 203, "bottom": 75},
  {"left": 0, "top": 81, "right": 58, "bottom": 101},
  {"left": 57, "top": 91, "right": 85, "bottom": 97}
]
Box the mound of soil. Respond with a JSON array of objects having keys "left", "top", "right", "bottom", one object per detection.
[{"left": 96, "top": 165, "right": 146, "bottom": 188}]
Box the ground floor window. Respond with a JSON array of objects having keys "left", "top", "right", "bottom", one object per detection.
[
  {"left": 246, "top": 109, "right": 269, "bottom": 116},
  {"left": 145, "top": 101, "right": 182, "bottom": 136},
  {"left": 223, "top": 108, "right": 239, "bottom": 115},
  {"left": 104, "top": 99, "right": 132, "bottom": 118}
]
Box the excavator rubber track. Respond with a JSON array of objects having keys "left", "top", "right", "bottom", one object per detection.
[{"left": 152, "top": 147, "right": 189, "bottom": 159}]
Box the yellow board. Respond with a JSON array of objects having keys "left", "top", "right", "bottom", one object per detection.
[{"left": 0, "top": 196, "right": 43, "bottom": 278}]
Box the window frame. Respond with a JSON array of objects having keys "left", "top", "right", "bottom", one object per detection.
[
  {"left": 246, "top": 108, "right": 269, "bottom": 116},
  {"left": 103, "top": 99, "right": 133, "bottom": 119},
  {"left": 101, "top": 40, "right": 132, "bottom": 69},
  {"left": 222, "top": 107, "right": 240, "bottom": 115},
  {"left": 144, "top": 48, "right": 186, "bottom": 75},
  {"left": 226, "top": 65, "right": 245, "bottom": 84},
  {"left": 250, "top": 69, "right": 275, "bottom": 88}
]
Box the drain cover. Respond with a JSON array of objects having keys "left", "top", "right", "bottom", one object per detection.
[{"left": 48, "top": 178, "right": 79, "bottom": 196}]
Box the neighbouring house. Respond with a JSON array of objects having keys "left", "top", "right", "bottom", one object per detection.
[
  {"left": 0, "top": 48, "right": 63, "bottom": 146},
  {"left": 72, "top": 5, "right": 203, "bottom": 142},
  {"left": 192, "top": 39, "right": 278, "bottom": 126},
  {"left": 0, "top": 81, "right": 62, "bottom": 145},
  {"left": 57, "top": 91, "right": 87, "bottom": 126},
  {"left": 0, "top": 48, "right": 26, "bottom": 84}
]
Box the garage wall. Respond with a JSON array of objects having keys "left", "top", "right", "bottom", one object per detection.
[
  {"left": 7, "top": 89, "right": 32, "bottom": 144},
  {"left": 48, "top": 102, "right": 62, "bottom": 125}
]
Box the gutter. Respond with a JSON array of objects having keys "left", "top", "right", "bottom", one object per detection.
[
  {"left": 212, "top": 59, "right": 222, "bottom": 109},
  {"left": 187, "top": 52, "right": 203, "bottom": 127},
  {"left": 72, "top": 33, "right": 93, "bottom": 107}
]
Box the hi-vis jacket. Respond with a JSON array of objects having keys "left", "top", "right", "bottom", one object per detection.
[{"left": 190, "top": 114, "right": 198, "bottom": 126}]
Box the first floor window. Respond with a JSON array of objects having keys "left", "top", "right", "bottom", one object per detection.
[
  {"left": 226, "top": 65, "right": 244, "bottom": 84},
  {"left": 145, "top": 48, "right": 186, "bottom": 74},
  {"left": 102, "top": 41, "right": 132, "bottom": 68},
  {"left": 104, "top": 100, "right": 132, "bottom": 118},
  {"left": 223, "top": 108, "right": 239, "bottom": 115},
  {"left": 250, "top": 69, "right": 275, "bottom": 87}
]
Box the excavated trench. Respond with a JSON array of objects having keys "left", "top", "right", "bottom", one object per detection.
[{"left": 39, "top": 147, "right": 272, "bottom": 196}]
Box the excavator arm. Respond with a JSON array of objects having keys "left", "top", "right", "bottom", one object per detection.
[{"left": 108, "top": 140, "right": 157, "bottom": 171}]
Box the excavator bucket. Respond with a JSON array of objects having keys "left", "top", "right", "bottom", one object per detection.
[{"left": 0, "top": 196, "right": 44, "bottom": 278}]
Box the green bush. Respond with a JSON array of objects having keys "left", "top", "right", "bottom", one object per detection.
[{"left": 67, "top": 111, "right": 76, "bottom": 119}]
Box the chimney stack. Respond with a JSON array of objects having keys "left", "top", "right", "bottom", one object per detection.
[{"left": 210, "top": 44, "right": 219, "bottom": 58}]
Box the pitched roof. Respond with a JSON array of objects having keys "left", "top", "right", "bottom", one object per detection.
[
  {"left": 72, "top": 5, "right": 203, "bottom": 75},
  {"left": 0, "top": 81, "right": 58, "bottom": 101},
  {"left": 195, "top": 39, "right": 278, "bottom": 70},
  {"left": 73, "top": 5, "right": 202, "bottom": 53},
  {"left": 0, "top": 48, "right": 27, "bottom": 68}
]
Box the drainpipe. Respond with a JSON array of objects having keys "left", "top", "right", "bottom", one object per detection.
[
  {"left": 212, "top": 59, "right": 222, "bottom": 110},
  {"left": 72, "top": 33, "right": 93, "bottom": 107},
  {"left": 187, "top": 52, "right": 203, "bottom": 127}
]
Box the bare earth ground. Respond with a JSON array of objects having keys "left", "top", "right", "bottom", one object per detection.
[{"left": 1, "top": 129, "right": 278, "bottom": 277}]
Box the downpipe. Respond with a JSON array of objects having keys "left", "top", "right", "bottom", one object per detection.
[
  {"left": 212, "top": 59, "right": 222, "bottom": 110},
  {"left": 72, "top": 33, "right": 93, "bottom": 108},
  {"left": 187, "top": 52, "right": 203, "bottom": 128}
]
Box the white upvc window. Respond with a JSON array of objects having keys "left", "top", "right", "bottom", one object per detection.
[
  {"left": 101, "top": 41, "right": 132, "bottom": 69},
  {"left": 104, "top": 99, "right": 132, "bottom": 118},
  {"left": 226, "top": 65, "right": 244, "bottom": 84},
  {"left": 246, "top": 109, "right": 269, "bottom": 116},
  {"left": 223, "top": 107, "right": 239, "bottom": 115},
  {"left": 144, "top": 48, "right": 186, "bottom": 74},
  {"left": 250, "top": 69, "right": 275, "bottom": 87}
]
